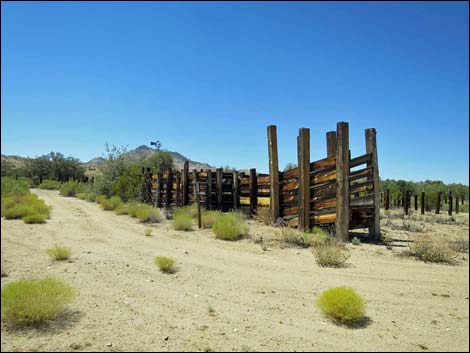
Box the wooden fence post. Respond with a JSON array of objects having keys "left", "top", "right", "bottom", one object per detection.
[
  {"left": 298, "top": 128, "right": 310, "bottom": 231},
  {"left": 196, "top": 181, "right": 202, "bottom": 228},
  {"left": 365, "top": 128, "right": 380, "bottom": 239},
  {"left": 166, "top": 168, "right": 173, "bottom": 208},
  {"left": 404, "top": 191, "right": 409, "bottom": 215},
  {"left": 233, "top": 171, "right": 239, "bottom": 210},
  {"left": 448, "top": 192, "right": 453, "bottom": 216},
  {"left": 156, "top": 172, "right": 163, "bottom": 208},
  {"left": 267, "top": 125, "right": 280, "bottom": 222},
  {"left": 436, "top": 192, "right": 441, "bottom": 214},
  {"left": 385, "top": 189, "right": 390, "bottom": 210},
  {"left": 326, "top": 131, "right": 337, "bottom": 158},
  {"left": 182, "top": 161, "right": 189, "bottom": 206},
  {"left": 455, "top": 196, "right": 459, "bottom": 214},
  {"left": 336, "top": 122, "right": 350, "bottom": 242},
  {"left": 414, "top": 194, "right": 418, "bottom": 210},
  {"left": 207, "top": 169, "right": 212, "bottom": 210},
  {"left": 175, "top": 172, "right": 181, "bottom": 207},
  {"left": 249, "top": 168, "right": 257, "bottom": 216},
  {"left": 421, "top": 192, "right": 425, "bottom": 215},
  {"left": 216, "top": 168, "right": 223, "bottom": 211}
]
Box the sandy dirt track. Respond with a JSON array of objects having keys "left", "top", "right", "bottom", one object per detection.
[{"left": 1, "top": 189, "right": 469, "bottom": 352}]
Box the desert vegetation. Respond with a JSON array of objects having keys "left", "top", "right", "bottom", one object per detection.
[
  {"left": 212, "top": 212, "right": 249, "bottom": 241},
  {"left": 155, "top": 256, "right": 177, "bottom": 273},
  {"left": 173, "top": 207, "right": 194, "bottom": 230},
  {"left": 316, "top": 286, "right": 366, "bottom": 326},
  {"left": 46, "top": 244, "right": 71, "bottom": 261}
]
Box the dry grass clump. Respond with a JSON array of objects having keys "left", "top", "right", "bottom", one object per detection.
[
  {"left": 76, "top": 192, "right": 87, "bottom": 200},
  {"left": 279, "top": 225, "right": 309, "bottom": 248},
  {"left": 59, "top": 181, "right": 84, "bottom": 197},
  {"left": 115, "top": 203, "right": 129, "bottom": 215},
  {"left": 254, "top": 206, "right": 272, "bottom": 226},
  {"left": 23, "top": 213, "right": 47, "bottom": 224},
  {"left": 37, "top": 180, "right": 61, "bottom": 190},
  {"left": 316, "top": 286, "right": 366, "bottom": 325},
  {"left": 448, "top": 238, "right": 469, "bottom": 253},
  {"left": 155, "top": 256, "right": 177, "bottom": 273},
  {"left": 1, "top": 278, "right": 75, "bottom": 326},
  {"left": 1, "top": 193, "right": 51, "bottom": 223},
  {"left": 409, "top": 235, "right": 457, "bottom": 264},
  {"left": 173, "top": 208, "right": 194, "bottom": 231},
  {"left": 136, "top": 205, "right": 163, "bottom": 223},
  {"left": 46, "top": 244, "right": 71, "bottom": 261},
  {"left": 100, "top": 196, "right": 122, "bottom": 211},
  {"left": 201, "top": 211, "right": 220, "bottom": 229},
  {"left": 212, "top": 212, "right": 249, "bottom": 241},
  {"left": 312, "top": 240, "right": 350, "bottom": 268},
  {"left": 144, "top": 228, "right": 153, "bottom": 237},
  {"left": 95, "top": 194, "right": 108, "bottom": 205},
  {"left": 351, "top": 237, "right": 361, "bottom": 246}
]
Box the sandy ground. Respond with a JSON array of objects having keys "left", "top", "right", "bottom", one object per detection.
[{"left": 1, "top": 189, "right": 469, "bottom": 352}]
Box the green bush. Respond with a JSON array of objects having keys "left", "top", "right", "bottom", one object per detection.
[
  {"left": 312, "top": 241, "right": 350, "bottom": 268},
  {"left": 46, "top": 245, "right": 71, "bottom": 261},
  {"left": 115, "top": 203, "right": 129, "bottom": 215},
  {"left": 409, "top": 235, "right": 456, "bottom": 263},
  {"left": 1, "top": 193, "right": 51, "bottom": 223},
  {"left": 351, "top": 237, "right": 361, "bottom": 246},
  {"left": 155, "top": 256, "right": 176, "bottom": 273},
  {"left": 95, "top": 194, "right": 108, "bottom": 205},
  {"left": 144, "top": 228, "right": 153, "bottom": 237},
  {"left": 279, "top": 225, "right": 309, "bottom": 248},
  {"left": 59, "top": 181, "right": 84, "bottom": 197},
  {"left": 201, "top": 211, "right": 220, "bottom": 229},
  {"left": 127, "top": 202, "right": 140, "bottom": 217},
  {"left": 304, "top": 226, "right": 330, "bottom": 247},
  {"left": 1, "top": 278, "right": 75, "bottom": 326},
  {"left": 212, "top": 213, "right": 249, "bottom": 241},
  {"left": 136, "top": 205, "right": 163, "bottom": 223},
  {"left": 1, "top": 177, "right": 30, "bottom": 195},
  {"left": 85, "top": 192, "right": 97, "bottom": 202},
  {"left": 76, "top": 192, "right": 87, "bottom": 200},
  {"left": 173, "top": 208, "right": 193, "bottom": 230},
  {"left": 316, "top": 286, "right": 365, "bottom": 325},
  {"left": 23, "top": 214, "right": 47, "bottom": 224},
  {"left": 100, "top": 195, "right": 122, "bottom": 210},
  {"left": 37, "top": 180, "right": 61, "bottom": 190}
]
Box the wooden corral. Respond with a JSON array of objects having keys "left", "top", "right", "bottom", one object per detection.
[{"left": 142, "top": 123, "right": 381, "bottom": 241}]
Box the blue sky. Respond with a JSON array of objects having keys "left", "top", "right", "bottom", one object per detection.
[{"left": 1, "top": 1, "right": 469, "bottom": 184}]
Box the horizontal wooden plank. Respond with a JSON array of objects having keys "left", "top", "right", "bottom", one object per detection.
[
  {"left": 257, "top": 176, "right": 270, "bottom": 185},
  {"left": 349, "top": 153, "right": 372, "bottom": 169},
  {"left": 240, "top": 197, "right": 250, "bottom": 205},
  {"left": 311, "top": 212, "right": 336, "bottom": 224},
  {"left": 350, "top": 194, "right": 374, "bottom": 208},
  {"left": 311, "top": 169, "right": 336, "bottom": 185},
  {"left": 282, "top": 206, "right": 298, "bottom": 216},
  {"left": 313, "top": 198, "right": 336, "bottom": 211},
  {"left": 257, "top": 197, "right": 270, "bottom": 206},
  {"left": 281, "top": 168, "right": 299, "bottom": 180},
  {"left": 310, "top": 156, "right": 336, "bottom": 171},
  {"left": 280, "top": 180, "right": 298, "bottom": 193},
  {"left": 349, "top": 180, "right": 374, "bottom": 194},
  {"left": 349, "top": 167, "right": 372, "bottom": 182},
  {"left": 281, "top": 193, "right": 298, "bottom": 204},
  {"left": 311, "top": 183, "right": 336, "bottom": 201}
]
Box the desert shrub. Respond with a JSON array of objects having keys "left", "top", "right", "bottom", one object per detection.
[
  {"left": 180, "top": 204, "right": 198, "bottom": 218},
  {"left": 448, "top": 239, "right": 469, "bottom": 253},
  {"left": 110, "top": 163, "right": 142, "bottom": 202},
  {"left": 155, "top": 256, "right": 176, "bottom": 273},
  {"left": 1, "top": 193, "right": 51, "bottom": 222},
  {"left": 136, "top": 205, "right": 163, "bottom": 223},
  {"left": 37, "top": 180, "right": 61, "bottom": 190},
  {"left": 23, "top": 214, "right": 47, "bottom": 224},
  {"left": 316, "top": 286, "right": 366, "bottom": 325},
  {"left": 304, "top": 226, "right": 330, "bottom": 247},
  {"left": 212, "top": 212, "right": 249, "bottom": 241},
  {"left": 127, "top": 202, "right": 140, "bottom": 217},
  {"left": 76, "top": 192, "right": 87, "bottom": 200},
  {"left": 144, "top": 228, "right": 153, "bottom": 237},
  {"left": 351, "top": 237, "right": 361, "bottom": 246},
  {"left": 312, "top": 241, "right": 350, "bottom": 268},
  {"left": 1, "top": 177, "right": 30, "bottom": 195},
  {"left": 100, "top": 195, "right": 122, "bottom": 211},
  {"left": 173, "top": 208, "right": 193, "bottom": 230},
  {"left": 201, "top": 211, "right": 220, "bottom": 229},
  {"left": 46, "top": 245, "right": 71, "bottom": 261},
  {"left": 254, "top": 206, "right": 272, "bottom": 226},
  {"left": 59, "top": 181, "right": 84, "bottom": 197},
  {"left": 279, "top": 225, "right": 309, "bottom": 248},
  {"left": 115, "top": 203, "right": 129, "bottom": 215},
  {"left": 85, "top": 192, "right": 97, "bottom": 202},
  {"left": 1, "top": 278, "right": 75, "bottom": 326},
  {"left": 95, "top": 194, "right": 108, "bottom": 205},
  {"left": 409, "top": 235, "right": 456, "bottom": 263}
]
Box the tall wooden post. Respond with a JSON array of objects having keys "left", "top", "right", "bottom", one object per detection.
[
  {"left": 435, "top": 192, "right": 441, "bottom": 214},
  {"left": 182, "top": 161, "right": 189, "bottom": 206},
  {"left": 385, "top": 189, "right": 390, "bottom": 210},
  {"left": 175, "top": 172, "right": 181, "bottom": 207},
  {"left": 404, "top": 191, "right": 409, "bottom": 215},
  {"left": 156, "top": 172, "right": 163, "bottom": 208},
  {"left": 207, "top": 169, "right": 212, "bottom": 210},
  {"left": 249, "top": 168, "right": 258, "bottom": 216},
  {"left": 166, "top": 168, "right": 173, "bottom": 208},
  {"left": 455, "top": 196, "right": 459, "bottom": 214},
  {"left": 414, "top": 194, "right": 418, "bottom": 210},
  {"left": 421, "top": 192, "right": 425, "bottom": 215},
  {"left": 196, "top": 181, "right": 202, "bottom": 228},
  {"left": 365, "top": 128, "right": 380, "bottom": 239},
  {"left": 326, "top": 131, "right": 337, "bottom": 158},
  {"left": 267, "top": 125, "right": 280, "bottom": 221},
  {"left": 298, "top": 128, "right": 311, "bottom": 231},
  {"left": 233, "top": 171, "right": 239, "bottom": 210},
  {"left": 216, "top": 168, "right": 223, "bottom": 211},
  {"left": 335, "top": 122, "right": 350, "bottom": 242},
  {"left": 448, "top": 192, "right": 453, "bottom": 216}
]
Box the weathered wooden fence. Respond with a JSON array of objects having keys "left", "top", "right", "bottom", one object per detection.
[{"left": 142, "top": 122, "right": 381, "bottom": 241}]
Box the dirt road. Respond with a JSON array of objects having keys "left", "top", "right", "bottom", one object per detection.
[{"left": 1, "top": 190, "right": 469, "bottom": 352}]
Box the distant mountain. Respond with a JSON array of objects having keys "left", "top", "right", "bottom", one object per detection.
[{"left": 85, "top": 145, "right": 215, "bottom": 171}]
